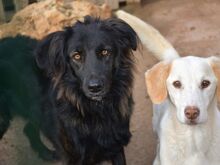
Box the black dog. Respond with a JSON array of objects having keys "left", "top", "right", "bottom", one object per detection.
[
  {"left": 0, "top": 36, "right": 60, "bottom": 161},
  {"left": 35, "top": 16, "right": 138, "bottom": 165}
]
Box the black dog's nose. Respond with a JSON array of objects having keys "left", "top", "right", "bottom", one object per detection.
[{"left": 88, "top": 79, "right": 103, "bottom": 93}]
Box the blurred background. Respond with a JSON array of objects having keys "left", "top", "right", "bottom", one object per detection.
[{"left": 0, "top": 0, "right": 220, "bottom": 165}]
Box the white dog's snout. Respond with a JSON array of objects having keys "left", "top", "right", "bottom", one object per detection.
[{"left": 184, "top": 106, "right": 200, "bottom": 120}]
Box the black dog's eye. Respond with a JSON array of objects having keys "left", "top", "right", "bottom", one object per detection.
[
  {"left": 100, "top": 49, "right": 110, "bottom": 56},
  {"left": 201, "top": 80, "right": 210, "bottom": 89},
  {"left": 70, "top": 51, "right": 81, "bottom": 61},
  {"left": 173, "top": 80, "right": 182, "bottom": 89}
]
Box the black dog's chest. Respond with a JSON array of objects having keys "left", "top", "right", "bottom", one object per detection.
[
  {"left": 58, "top": 106, "right": 130, "bottom": 156},
  {"left": 60, "top": 108, "right": 120, "bottom": 142}
]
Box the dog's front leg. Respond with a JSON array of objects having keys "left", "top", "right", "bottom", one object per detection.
[
  {"left": 65, "top": 156, "right": 83, "bottom": 165},
  {"left": 153, "top": 141, "right": 161, "bottom": 165},
  {"left": 111, "top": 148, "right": 126, "bottom": 165},
  {"left": 0, "top": 110, "right": 10, "bottom": 139}
]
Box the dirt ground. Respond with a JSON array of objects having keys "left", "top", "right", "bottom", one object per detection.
[{"left": 1, "top": 0, "right": 220, "bottom": 165}]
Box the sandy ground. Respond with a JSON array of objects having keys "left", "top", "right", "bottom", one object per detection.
[{"left": 1, "top": 0, "right": 220, "bottom": 164}]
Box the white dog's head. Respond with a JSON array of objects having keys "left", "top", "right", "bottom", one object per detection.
[{"left": 145, "top": 56, "right": 220, "bottom": 125}]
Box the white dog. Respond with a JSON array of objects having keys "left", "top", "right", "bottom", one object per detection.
[
  {"left": 117, "top": 10, "right": 220, "bottom": 165},
  {"left": 146, "top": 56, "right": 220, "bottom": 165}
]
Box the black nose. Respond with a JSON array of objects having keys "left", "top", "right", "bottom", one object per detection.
[{"left": 88, "top": 79, "right": 103, "bottom": 93}]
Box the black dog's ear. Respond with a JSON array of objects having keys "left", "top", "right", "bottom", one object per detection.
[
  {"left": 105, "top": 18, "right": 138, "bottom": 51},
  {"left": 35, "top": 31, "right": 67, "bottom": 75}
]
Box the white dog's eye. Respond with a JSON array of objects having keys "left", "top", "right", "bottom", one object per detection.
[
  {"left": 173, "top": 80, "right": 182, "bottom": 89},
  {"left": 201, "top": 80, "right": 210, "bottom": 89}
]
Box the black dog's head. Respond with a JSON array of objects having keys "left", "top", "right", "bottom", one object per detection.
[{"left": 36, "top": 16, "right": 137, "bottom": 101}]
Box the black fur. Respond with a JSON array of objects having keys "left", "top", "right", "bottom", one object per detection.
[
  {"left": 0, "top": 36, "right": 60, "bottom": 161},
  {"left": 35, "top": 16, "right": 138, "bottom": 165}
]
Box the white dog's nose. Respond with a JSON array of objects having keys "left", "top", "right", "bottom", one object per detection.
[{"left": 184, "top": 106, "right": 200, "bottom": 120}]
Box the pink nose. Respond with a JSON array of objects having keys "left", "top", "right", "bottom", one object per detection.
[{"left": 184, "top": 106, "right": 200, "bottom": 120}]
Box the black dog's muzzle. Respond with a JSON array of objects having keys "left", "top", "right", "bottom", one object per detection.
[{"left": 83, "top": 76, "right": 109, "bottom": 101}]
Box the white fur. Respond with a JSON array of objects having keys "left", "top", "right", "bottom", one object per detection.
[
  {"left": 115, "top": 10, "right": 179, "bottom": 60},
  {"left": 116, "top": 10, "right": 220, "bottom": 164},
  {"left": 152, "top": 56, "right": 220, "bottom": 165}
]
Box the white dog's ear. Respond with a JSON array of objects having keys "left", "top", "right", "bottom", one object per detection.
[
  {"left": 209, "top": 56, "right": 220, "bottom": 102},
  {"left": 145, "top": 61, "right": 171, "bottom": 104}
]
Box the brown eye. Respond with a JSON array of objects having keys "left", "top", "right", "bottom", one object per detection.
[
  {"left": 201, "top": 80, "right": 210, "bottom": 89},
  {"left": 173, "top": 80, "right": 182, "bottom": 89},
  {"left": 71, "top": 52, "right": 81, "bottom": 60},
  {"left": 100, "top": 49, "right": 109, "bottom": 56}
]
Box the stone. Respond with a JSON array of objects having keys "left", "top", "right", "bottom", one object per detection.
[{"left": 0, "top": 0, "right": 112, "bottom": 39}]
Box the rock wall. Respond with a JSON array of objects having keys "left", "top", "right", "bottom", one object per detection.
[{"left": 0, "top": 0, "right": 112, "bottom": 39}]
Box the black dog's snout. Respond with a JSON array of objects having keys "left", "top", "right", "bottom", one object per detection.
[{"left": 88, "top": 79, "right": 103, "bottom": 93}]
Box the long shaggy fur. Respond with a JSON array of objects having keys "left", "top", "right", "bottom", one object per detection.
[{"left": 35, "top": 16, "right": 138, "bottom": 164}]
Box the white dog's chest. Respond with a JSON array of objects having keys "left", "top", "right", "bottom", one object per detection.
[{"left": 159, "top": 113, "right": 220, "bottom": 165}]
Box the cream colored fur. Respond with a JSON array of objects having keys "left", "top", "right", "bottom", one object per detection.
[
  {"left": 116, "top": 10, "right": 220, "bottom": 165},
  {"left": 146, "top": 56, "right": 220, "bottom": 165},
  {"left": 115, "top": 10, "right": 179, "bottom": 60}
]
